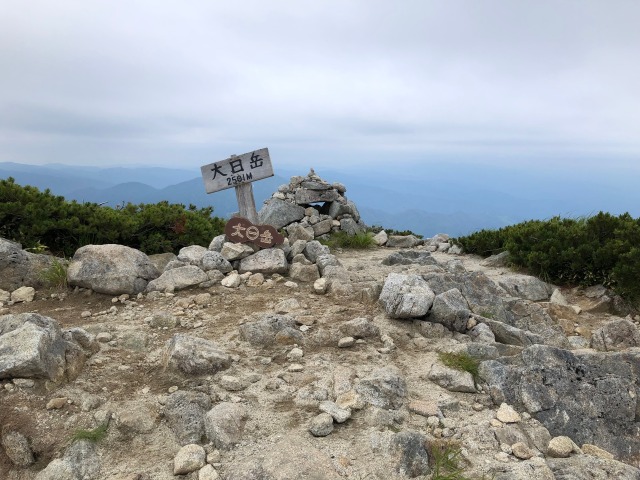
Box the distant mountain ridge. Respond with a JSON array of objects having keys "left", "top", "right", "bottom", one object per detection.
[{"left": 2, "top": 161, "right": 638, "bottom": 238}]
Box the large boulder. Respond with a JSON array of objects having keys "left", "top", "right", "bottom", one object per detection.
[
  {"left": 238, "top": 248, "right": 288, "bottom": 275},
  {"left": 0, "top": 237, "right": 57, "bottom": 291},
  {"left": 379, "top": 273, "right": 435, "bottom": 319},
  {"left": 163, "top": 335, "right": 232, "bottom": 375},
  {"left": 428, "top": 288, "right": 471, "bottom": 333},
  {"left": 386, "top": 235, "right": 421, "bottom": 248},
  {"left": 258, "top": 198, "right": 305, "bottom": 229},
  {"left": 204, "top": 402, "right": 248, "bottom": 450},
  {"left": 239, "top": 314, "right": 302, "bottom": 347},
  {"left": 480, "top": 344, "right": 640, "bottom": 462},
  {"left": 145, "top": 265, "right": 208, "bottom": 292},
  {"left": 497, "top": 274, "right": 552, "bottom": 301},
  {"left": 591, "top": 318, "right": 640, "bottom": 352},
  {"left": 355, "top": 366, "right": 407, "bottom": 409},
  {"left": 67, "top": 244, "right": 159, "bottom": 295},
  {"left": 0, "top": 313, "right": 69, "bottom": 381},
  {"left": 164, "top": 391, "right": 212, "bottom": 446}
]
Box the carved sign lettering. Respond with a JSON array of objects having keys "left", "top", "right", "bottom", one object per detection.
[{"left": 224, "top": 217, "right": 284, "bottom": 248}]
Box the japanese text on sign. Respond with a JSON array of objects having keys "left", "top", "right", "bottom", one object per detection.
[
  {"left": 201, "top": 148, "right": 273, "bottom": 193},
  {"left": 224, "top": 217, "right": 284, "bottom": 248}
]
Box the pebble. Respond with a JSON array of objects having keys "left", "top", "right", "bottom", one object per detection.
[
  {"left": 12, "top": 379, "right": 35, "bottom": 388},
  {"left": 408, "top": 400, "right": 440, "bottom": 417},
  {"left": 319, "top": 401, "right": 351, "bottom": 423},
  {"left": 173, "top": 444, "right": 206, "bottom": 475},
  {"left": 46, "top": 397, "right": 68, "bottom": 410},
  {"left": 219, "top": 375, "right": 247, "bottom": 392},
  {"left": 338, "top": 337, "right": 356, "bottom": 348},
  {"left": 288, "top": 364, "right": 304, "bottom": 372},
  {"left": 81, "top": 311, "right": 92, "bottom": 318},
  {"left": 199, "top": 464, "right": 220, "bottom": 480},
  {"left": 582, "top": 444, "right": 614, "bottom": 459},
  {"left": 496, "top": 403, "right": 521, "bottom": 423},
  {"left": 547, "top": 436, "right": 577, "bottom": 458},
  {"left": 168, "top": 386, "right": 179, "bottom": 393},
  {"left": 284, "top": 281, "right": 298, "bottom": 289},
  {"left": 472, "top": 403, "right": 484, "bottom": 412},
  {"left": 287, "top": 347, "right": 304, "bottom": 361},
  {"left": 511, "top": 442, "right": 534, "bottom": 460},
  {"left": 309, "top": 413, "right": 334, "bottom": 437},
  {"left": 96, "top": 332, "right": 112, "bottom": 343},
  {"left": 494, "top": 452, "right": 511, "bottom": 463},
  {"left": 490, "top": 419, "right": 503, "bottom": 428}
]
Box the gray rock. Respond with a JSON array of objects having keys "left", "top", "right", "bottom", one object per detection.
[
  {"left": 286, "top": 223, "right": 314, "bottom": 244},
  {"left": 591, "top": 318, "right": 640, "bottom": 351},
  {"left": 149, "top": 311, "right": 178, "bottom": 329},
  {"left": 379, "top": 273, "right": 435, "bottom": 319},
  {"left": 288, "top": 239, "right": 308, "bottom": 260},
  {"left": 386, "top": 235, "right": 421, "bottom": 248},
  {"left": 67, "top": 244, "right": 159, "bottom": 295},
  {"left": 468, "top": 323, "right": 496, "bottom": 343},
  {"left": 547, "top": 454, "right": 640, "bottom": 479},
  {"left": 36, "top": 439, "right": 101, "bottom": 480},
  {"left": 208, "top": 234, "right": 226, "bottom": 252},
  {"left": 303, "top": 240, "right": 330, "bottom": 264},
  {"left": 390, "top": 431, "right": 430, "bottom": 478},
  {"left": 480, "top": 344, "right": 640, "bottom": 462},
  {"left": 429, "top": 288, "right": 471, "bottom": 333},
  {"left": 146, "top": 265, "right": 208, "bottom": 292},
  {"left": 0, "top": 237, "right": 57, "bottom": 291},
  {"left": 201, "top": 251, "right": 233, "bottom": 273},
  {"left": 164, "top": 391, "right": 212, "bottom": 445},
  {"left": 239, "top": 313, "right": 303, "bottom": 346},
  {"left": 309, "top": 413, "right": 334, "bottom": 437},
  {"left": 502, "top": 298, "right": 569, "bottom": 348},
  {"left": 428, "top": 363, "right": 476, "bottom": 393},
  {"left": 328, "top": 200, "right": 359, "bottom": 220},
  {"left": 356, "top": 366, "right": 407, "bottom": 409},
  {"left": 312, "top": 218, "right": 333, "bottom": 237},
  {"left": 481, "top": 318, "right": 547, "bottom": 347},
  {"left": 163, "top": 334, "right": 231, "bottom": 375},
  {"left": 382, "top": 250, "right": 437, "bottom": 266},
  {"left": 339, "top": 317, "right": 380, "bottom": 339},
  {"left": 295, "top": 188, "right": 339, "bottom": 204},
  {"left": 177, "top": 245, "right": 208, "bottom": 265},
  {"left": 373, "top": 230, "right": 388, "bottom": 246},
  {"left": 497, "top": 274, "right": 552, "bottom": 301},
  {"left": 481, "top": 251, "right": 510, "bottom": 267},
  {"left": 314, "top": 253, "right": 340, "bottom": 274},
  {"left": 114, "top": 400, "right": 158, "bottom": 435},
  {"left": 0, "top": 313, "right": 68, "bottom": 380},
  {"left": 173, "top": 444, "right": 206, "bottom": 475},
  {"left": 258, "top": 198, "right": 305, "bottom": 229},
  {"left": 319, "top": 401, "right": 351, "bottom": 423},
  {"left": 339, "top": 217, "right": 364, "bottom": 236},
  {"left": 11, "top": 286, "right": 35, "bottom": 303},
  {"left": 239, "top": 248, "right": 288, "bottom": 275},
  {"left": 147, "top": 252, "right": 177, "bottom": 273},
  {"left": 1, "top": 430, "right": 34, "bottom": 467},
  {"left": 163, "top": 259, "right": 188, "bottom": 271},
  {"left": 220, "top": 242, "right": 254, "bottom": 261},
  {"left": 204, "top": 402, "right": 248, "bottom": 450},
  {"left": 289, "top": 263, "right": 320, "bottom": 282}
]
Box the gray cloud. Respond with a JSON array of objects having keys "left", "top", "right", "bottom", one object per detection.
[{"left": 0, "top": 0, "right": 639, "bottom": 170}]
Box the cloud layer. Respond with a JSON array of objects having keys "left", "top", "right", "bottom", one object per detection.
[{"left": 1, "top": 1, "right": 639, "bottom": 169}]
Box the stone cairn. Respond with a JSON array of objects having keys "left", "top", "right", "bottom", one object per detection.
[{"left": 257, "top": 169, "right": 367, "bottom": 239}]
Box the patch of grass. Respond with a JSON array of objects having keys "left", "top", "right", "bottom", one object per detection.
[
  {"left": 40, "top": 258, "right": 68, "bottom": 289},
  {"left": 71, "top": 420, "right": 109, "bottom": 443},
  {"left": 438, "top": 351, "right": 480, "bottom": 380},
  {"left": 429, "top": 440, "right": 468, "bottom": 480},
  {"left": 321, "top": 231, "right": 376, "bottom": 250}
]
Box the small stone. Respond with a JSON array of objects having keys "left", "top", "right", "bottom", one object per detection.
[
  {"left": 288, "top": 363, "right": 304, "bottom": 372},
  {"left": 199, "top": 464, "right": 220, "bottom": 480},
  {"left": 221, "top": 272, "right": 242, "bottom": 288},
  {"left": 472, "top": 403, "right": 484, "bottom": 412},
  {"left": 219, "top": 375, "right": 247, "bottom": 392},
  {"left": 81, "top": 311, "right": 92, "bottom": 318},
  {"left": 335, "top": 390, "right": 365, "bottom": 410},
  {"left": 547, "top": 436, "right": 578, "bottom": 458},
  {"left": 11, "top": 286, "right": 35, "bottom": 303},
  {"left": 511, "top": 442, "right": 534, "bottom": 459},
  {"left": 500, "top": 443, "right": 512, "bottom": 454},
  {"left": 287, "top": 347, "right": 304, "bottom": 361},
  {"left": 168, "top": 386, "right": 179, "bottom": 393},
  {"left": 1, "top": 430, "right": 34, "bottom": 467},
  {"left": 319, "top": 401, "right": 351, "bottom": 423},
  {"left": 46, "top": 397, "right": 68, "bottom": 410},
  {"left": 408, "top": 400, "right": 440, "bottom": 417},
  {"left": 581, "top": 444, "right": 614, "bottom": 459},
  {"left": 96, "top": 332, "right": 112, "bottom": 343},
  {"left": 426, "top": 416, "right": 440, "bottom": 428},
  {"left": 309, "top": 413, "right": 334, "bottom": 437},
  {"left": 496, "top": 403, "right": 521, "bottom": 423},
  {"left": 12, "top": 379, "right": 35, "bottom": 388},
  {"left": 490, "top": 419, "right": 503, "bottom": 428},
  {"left": 284, "top": 281, "right": 298, "bottom": 289},
  {"left": 338, "top": 336, "right": 356, "bottom": 348},
  {"left": 174, "top": 443, "right": 206, "bottom": 475},
  {"left": 494, "top": 452, "right": 511, "bottom": 463},
  {"left": 313, "top": 278, "right": 328, "bottom": 294}
]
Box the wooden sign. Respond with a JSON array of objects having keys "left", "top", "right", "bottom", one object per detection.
[
  {"left": 200, "top": 148, "right": 273, "bottom": 194},
  {"left": 224, "top": 217, "right": 284, "bottom": 248}
]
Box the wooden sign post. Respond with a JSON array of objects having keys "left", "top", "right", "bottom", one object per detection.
[{"left": 200, "top": 148, "right": 274, "bottom": 225}]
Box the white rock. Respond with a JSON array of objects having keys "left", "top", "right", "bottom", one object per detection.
[
  {"left": 11, "top": 286, "right": 35, "bottom": 303},
  {"left": 496, "top": 403, "right": 521, "bottom": 423},
  {"left": 221, "top": 272, "right": 242, "bottom": 288},
  {"left": 174, "top": 444, "right": 206, "bottom": 475},
  {"left": 199, "top": 464, "right": 220, "bottom": 480},
  {"left": 313, "top": 278, "right": 328, "bottom": 294}
]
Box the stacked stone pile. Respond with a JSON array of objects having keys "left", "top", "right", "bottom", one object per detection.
[{"left": 258, "top": 169, "right": 366, "bottom": 236}]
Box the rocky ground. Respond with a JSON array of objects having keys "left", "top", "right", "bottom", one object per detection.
[{"left": 2, "top": 241, "right": 640, "bottom": 480}]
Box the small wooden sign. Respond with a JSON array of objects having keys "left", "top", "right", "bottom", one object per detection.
[
  {"left": 201, "top": 148, "right": 273, "bottom": 194},
  {"left": 224, "top": 217, "right": 284, "bottom": 248}
]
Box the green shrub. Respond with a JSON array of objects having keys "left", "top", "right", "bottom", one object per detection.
[
  {"left": 71, "top": 420, "right": 109, "bottom": 443},
  {"left": 0, "top": 178, "right": 225, "bottom": 256},
  {"left": 438, "top": 352, "right": 480, "bottom": 380},
  {"left": 321, "top": 231, "right": 376, "bottom": 249},
  {"left": 454, "top": 212, "right": 640, "bottom": 304},
  {"left": 369, "top": 225, "right": 424, "bottom": 238}
]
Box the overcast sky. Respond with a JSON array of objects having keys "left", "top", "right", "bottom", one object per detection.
[{"left": 1, "top": 1, "right": 639, "bottom": 172}]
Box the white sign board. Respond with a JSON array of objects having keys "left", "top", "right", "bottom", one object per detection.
[{"left": 200, "top": 148, "right": 274, "bottom": 194}]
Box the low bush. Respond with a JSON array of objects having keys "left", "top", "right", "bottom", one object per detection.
[
  {"left": 0, "top": 178, "right": 225, "bottom": 256},
  {"left": 454, "top": 212, "right": 640, "bottom": 303},
  {"left": 321, "top": 231, "right": 376, "bottom": 249},
  {"left": 438, "top": 352, "right": 480, "bottom": 380}
]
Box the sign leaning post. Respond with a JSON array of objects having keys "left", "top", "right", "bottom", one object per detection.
[
  {"left": 200, "top": 148, "right": 274, "bottom": 224},
  {"left": 201, "top": 147, "right": 283, "bottom": 248}
]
